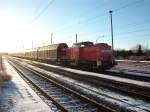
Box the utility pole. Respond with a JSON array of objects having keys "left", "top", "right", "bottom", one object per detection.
[
  {"left": 43, "top": 42, "right": 45, "bottom": 46},
  {"left": 21, "top": 41, "right": 25, "bottom": 50},
  {"left": 32, "top": 40, "right": 33, "bottom": 48},
  {"left": 51, "top": 33, "right": 53, "bottom": 45},
  {"left": 75, "top": 33, "right": 77, "bottom": 43},
  {"left": 109, "top": 10, "right": 114, "bottom": 55}
]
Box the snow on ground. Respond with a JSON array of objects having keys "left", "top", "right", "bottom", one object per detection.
[
  {"left": 112, "top": 61, "right": 150, "bottom": 74},
  {"left": 0, "top": 60, "right": 52, "bottom": 112},
  {"left": 17, "top": 59, "right": 150, "bottom": 111},
  {"left": 25, "top": 58, "right": 150, "bottom": 88}
]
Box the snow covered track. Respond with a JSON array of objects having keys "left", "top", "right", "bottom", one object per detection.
[
  {"left": 6, "top": 56, "right": 150, "bottom": 111},
  {"left": 107, "top": 60, "right": 150, "bottom": 82},
  {"left": 105, "top": 69, "right": 150, "bottom": 82},
  {"left": 8, "top": 59, "right": 113, "bottom": 112},
  {"left": 117, "top": 60, "right": 150, "bottom": 63},
  {"left": 13, "top": 57, "right": 150, "bottom": 101}
]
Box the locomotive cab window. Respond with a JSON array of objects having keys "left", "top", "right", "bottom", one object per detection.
[{"left": 80, "top": 44, "right": 85, "bottom": 48}]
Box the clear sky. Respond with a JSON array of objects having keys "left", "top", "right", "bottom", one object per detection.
[{"left": 0, "top": 0, "right": 150, "bottom": 52}]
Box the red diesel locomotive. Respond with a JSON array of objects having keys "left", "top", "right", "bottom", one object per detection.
[{"left": 11, "top": 41, "right": 115, "bottom": 71}]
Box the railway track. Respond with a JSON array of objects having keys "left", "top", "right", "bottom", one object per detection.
[
  {"left": 106, "top": 60, "right": 150, "bottom": 82},
  {"left": 8, "top": 59, "right": 114, "bottom": 112},
  {"left": 11, "top": 57, "right": 150, "bottom": 101},
  {"left": 14, "top": 56, "right": 150, "bottom": 82},
  {"left": 105, "top": 69, "right": 150, "bottom": 82}
]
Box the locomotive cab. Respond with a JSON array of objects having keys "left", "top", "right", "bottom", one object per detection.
[
  {"left": 61, "top": 41, "right": 115, "bottom": 71},
  {"left": 94, "top": 43, "right": 115, "bottom": 70}
]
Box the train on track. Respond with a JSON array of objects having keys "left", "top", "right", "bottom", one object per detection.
[{"left": 10, "top": 41, "right": 115, "bottom": 71}]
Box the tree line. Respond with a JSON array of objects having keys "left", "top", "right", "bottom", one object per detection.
[{"left": 114, "top": 44, "right": 150, "bottom": 61}]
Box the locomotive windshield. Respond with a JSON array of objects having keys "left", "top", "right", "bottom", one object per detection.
[{"left": 72, "top": 41, "right": 93, "bottom": 48}]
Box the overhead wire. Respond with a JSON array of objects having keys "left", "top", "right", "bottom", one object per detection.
[
  {"left": 115, "top": 27, "right": 150, "bottom": 36},
  {"left": 33, "top": 0, "right": 46, "bottom": 13},
  {"left": 53, "top": 12, "right": 107, "bottom": 34},
  {"left": 33, "top": 0, "right": 55, "bottom": 22},
  {"left": 53, "top": 0, "right": 145, "bottom": 35},
  {"left": 80, "top": 17, "right": 150, "bottom": 37},
  {"left": 113, "top": 0, "right": 144, "bottom": 12},
  {"left": 81, "top": 18, "right": 150, "bottom": 41},
  {"left": 78, "top": 0, "right": 110, "bottom": 19},
  {"left": 114, "top": 18, "right": 150, "bottom": 29},
  {"left": 31, "top": 0, "right": 147, "bottom": 44},
  {"left": 53, "top": 0, "right": 111, "bottom": 33}
]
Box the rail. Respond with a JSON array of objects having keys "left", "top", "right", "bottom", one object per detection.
[{"left": 8, "top": 59, "right": 114, "bottom": 112}]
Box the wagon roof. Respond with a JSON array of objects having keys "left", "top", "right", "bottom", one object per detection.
[{"left": 38, "top": 43, "right": 67, "bottom": 50}]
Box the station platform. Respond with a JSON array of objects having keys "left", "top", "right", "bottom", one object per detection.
[{"left": 0, "top": 60, "right": 52, "bottom": 112}]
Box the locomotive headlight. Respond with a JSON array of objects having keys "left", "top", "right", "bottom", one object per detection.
[{"left": 97, "top": 61, "right": 102, "bottom": 66}]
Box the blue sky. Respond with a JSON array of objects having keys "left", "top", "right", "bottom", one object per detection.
[{"left": 0, "top": 0, "right": 150, "bottom": 52}]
